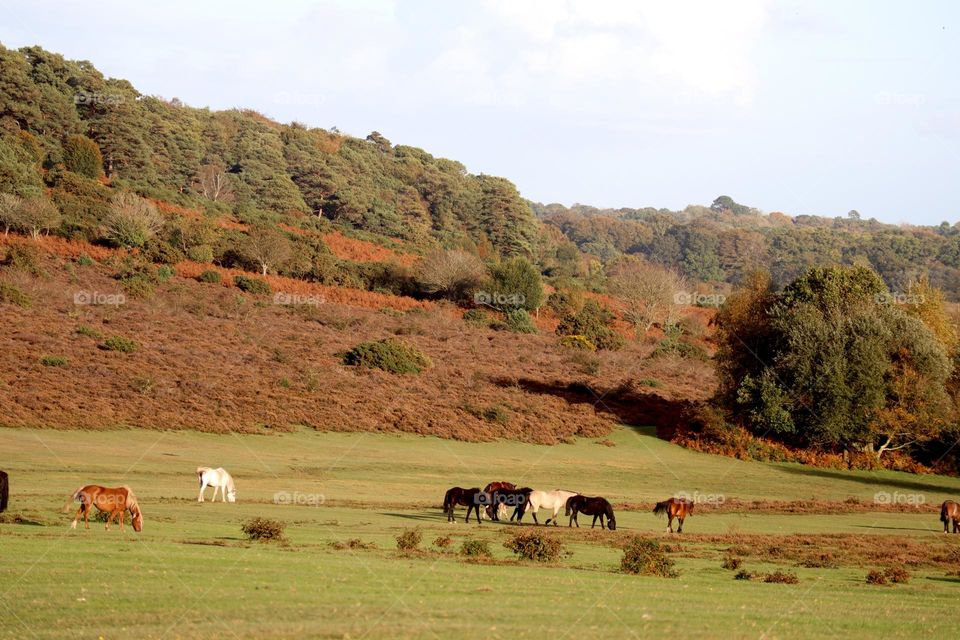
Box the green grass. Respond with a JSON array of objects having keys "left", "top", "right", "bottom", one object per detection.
[{"left": 1, "top": 425, "right": 959, "bottom": 638}]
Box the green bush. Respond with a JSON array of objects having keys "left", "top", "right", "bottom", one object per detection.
[
  {"left": 463, "top": 308, "right": 491, "bottom": 328},
  {"left": 556, "top": 300, "right": 624, "bottom": 351},
  {"left": 40, "top": 356, "right": 68, "bottom": 367},
  {"left": 559, "top": 334, "right": 596, "bottom": 351},
  {"left": 0, "top": 282, "right": 31, "bottom": 308},
  {"left": 503, "top": 309, "right": 537, "bottom": 333},
  {"left": 75, "top": 325, "right": 102, "bottom": 339},
  {"left": 62, "top": 135, "right": 104, "bottom": 180},
  {"left": 396, "top": 528, "right": 422, "bottom": 551},
  {"left": 3, "top": 243, "right": 43, "bottom": 276},
  {"left": 504, "top": 530, "right": 564, "bottom": 562},
  {"left": 77, "top": 253, "right": 95, "bottom": 267},
  {"left": 620, "top": 537, "right": 678, "bottom": 577},
  {"left": 101, "top": 336, "right": 138, "bottom": 353},
  {"left": 234, "top": 275, "right": 272, "bottom": 295},
  {"left": 198, "top": 270, "right": 222, "bottom": 284},
  {"left": 460, "top": 539, "right": 493, "bottom": 558},
  {"left": 486, "top": 257, "right": 544, "bottom": 311},
  {"left": 342, "top": 338, "right": 431, "bottom": 374},
  {"left": 186, "top": 244, "right": 215, "bottom": 263},
  {"left": 241, "top": 517, "right": 286, "bottom": 542}
]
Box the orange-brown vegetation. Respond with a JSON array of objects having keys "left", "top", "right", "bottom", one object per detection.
[{"left": 321, "top": 231, "right": 419, "bottom": 266}]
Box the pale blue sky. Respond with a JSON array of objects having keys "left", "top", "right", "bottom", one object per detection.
[{"left": 2, "top": 1, "right": 957, "bottom": 224}]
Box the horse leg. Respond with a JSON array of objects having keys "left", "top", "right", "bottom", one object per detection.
[
  {"left": 677, "top": 516, "right": 684, "bottom": 534},
  {"left": 198, "top": 480, "right": 205, "bottom": 503},
  {"left": 531, "top": 511, "right": 539, "bottom": 526},
  {"left": 105, "top": 509, "right": 114, "bottom": 530},
  {"left": 83, "top": 503, "right": 91, "bottom": 530},
  {"left": 222, "top": 484, "right": 228, "bottom": 503},
  {"left": 211, "top": 485, "right": 219, "bottom": 502},
  {"left": 71, "top": 505, "right": 83, "bottom": 530},
  {"left": 666, "top": 514, "right": 674, "bottom": 533}
]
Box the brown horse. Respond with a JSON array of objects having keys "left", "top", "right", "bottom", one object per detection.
[
  {"left": 0, "top": 470, "right": 7, "bottom": 513},
  {"left": 653, "top": 497, "right": 693, "bottom": 533},
  {"left": 941, "top": 500, "right": 960, "bottom": 533},
  {"left": 566, "top": 495, "right": 616, "bottom": 530},
  {"left": 484, "top": 482, "right": 517, "bottom": 520},
  {"left": 64, "top": 485, "right": 143, "bottom": 532},
  {"left": 442, "top": 487, "right": 490, "bottom": 524}
]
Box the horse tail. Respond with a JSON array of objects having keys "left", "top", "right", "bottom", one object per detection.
[
  {"left": 941, "top": 501, "right": 950, "bottom": 524},
  {"left": 197, "top": 467, "right": 206, "bottom": 487},
  {"left": 442, "top": 488, "right": 453, "bottom": 512},
  {"left": 565, "top": 495, "right": 576, "bottom": 516},
  {"left": 652, "top": 500, "right": 669, "bottom": 517},
  {"left": 61, "top": 486, "right": 85, "bottom": 512},
  {"left": 0, "top": 471, "right": 8, "bottom": 513}
]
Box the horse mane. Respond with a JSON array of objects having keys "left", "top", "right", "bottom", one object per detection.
[{"left": 121, "top": 485, "right": 140, "bottom": 512}]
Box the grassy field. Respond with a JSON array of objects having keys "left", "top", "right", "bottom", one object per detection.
[{"left": 2, "top": 425, "right": 960, "bottom": 639}]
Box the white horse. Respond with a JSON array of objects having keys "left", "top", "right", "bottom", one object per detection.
[
  {"left": 522, "top": 489, "right": 578, "bottom": 525},
  {"left": 197, "top": 467, "right": 236, "bottom": 503}
]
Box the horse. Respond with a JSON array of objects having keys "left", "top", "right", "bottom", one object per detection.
[
  {"left": 521, "top": 489, "right": 578, "bottom": 525},
  {"left": 490, "top": 487, "right": 532, "bottom": 522},
  {"left": 197, "top": 467, "right": 236, "bottom": 503},
  {"left": 64, "top": 485, "right": 143, "bottom": 532},
  {"left": 566, "top": 495, "right": 617, "bottom": 530},
  {"left": 0, "top": 470, "right": 7, "bottom": 513},
  {"left": 442, "top": 487, "right": 491, "bottom": 524},
  {"left": 941, "top": 500, "right": 960, "bottom": 533},
  {"left": 653, "top": 497, "right": 693, "bottom": 533}
]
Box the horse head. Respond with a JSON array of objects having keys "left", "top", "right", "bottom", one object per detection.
[
  {"left": 130, "top": 505, "right": 143, "bottom": 532},
  {"left": 227, "top": 488, "right": 237, "bottom": 503}
]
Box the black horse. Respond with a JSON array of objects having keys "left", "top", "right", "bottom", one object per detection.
[
  {"left": 490, "top": 487, "right": 533, "bottom": 522},
  {"left": 566, "top": 495, "right": 616, "bottom": 530},
  {"left": 442, "top": 487, "right": 490, "bottom": 523},
  {"left": 0, "top": 470, "right": 7, "bottom": 513}
]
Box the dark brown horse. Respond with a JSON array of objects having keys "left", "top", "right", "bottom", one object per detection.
[
  {"left": 442, "top": 487, "right": 490, "bottom": 524},
  {"left": 0, "top": 470, "right": 7, "bottom": 513},
  {"left": 483, "top": 482, "right": 517, "bottom": 520},
  {"left": 490, "top": 487, "right": 532, "bottom": 522},
  {"left": 941, "top": 500, "right": 960, "bottom": 533},
  {"left": 64, "top": 485, "right": 143, "bottom": 532},
  {"left": 653, "top": 497, "right": 693, "bottom": 533},
  {"left": 566, "top": 495, "right": 616, "bottom": 530}
]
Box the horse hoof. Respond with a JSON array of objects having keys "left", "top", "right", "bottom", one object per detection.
[{"left": 70, "top": 522, "right": 77, "bottom": 530}]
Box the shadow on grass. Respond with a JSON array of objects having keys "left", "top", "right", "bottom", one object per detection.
[
  {"left": 853, "top": 525, "right": 936, "bottom": 533},
  {"left": 778, "top": 465, "right": 960, "bottom": 495},
  {"left": 379, "top": 511, "right": 446, "bottom": 522}
]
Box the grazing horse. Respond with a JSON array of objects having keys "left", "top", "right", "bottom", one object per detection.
[
  {"left": 483, "top": 482, "right": 516, "bottom": 520},
  {"left": 653, "top": 497, "right": 693, "bottom": 533},
  {"left": 566, "top": 495, "right": 617, "bottom": 530},
  {"left": 64, "top": 485, "right": 143, "bottom": 532},
  {"left": 443, "top": 487, "right": 491, "bottom": 524},
  {"left": 197, "top": 467, "right": 236, "bottom": 503},
  {"left": 941, "top": 500, "right": 960, "bottom": 533},
  {"left": 522, "top": 489, "right": 578, "bottom": 525},
  {"left": 490, "top": 487, "right": 532, "bottom": 522},
  {"left": 0, "top": 470, "right": 7, "bottom": 513}
]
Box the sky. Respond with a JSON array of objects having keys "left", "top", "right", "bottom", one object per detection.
[{"left": 1, "top": 0, "right": 958, "bottom": 225}]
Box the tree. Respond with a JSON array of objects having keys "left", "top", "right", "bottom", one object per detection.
[
  {"left": 62, "top": 134, "right": 104, "bottom": 179},
  {"left": 193, "top": 164, "right": 234, "bottom": 202},
  {"left": 0, "top": 193, "right": 22, "bottom": 236},
  {"left": 608, "top": 257, "right": 685, "bottom": 333},
  {"left": 556, "top": 299, "right": 625, "bottom": 351},
  {"left": 486, "top": 257, "right": 543, "bottom": 311},
  {"left": 415, "top": 249, "right": 485, "bottom": 302},
  {"left": 242, "top": 225, "right": 292, "bottom": 275},
  {"left": 104, "top": 192, "right": 163, "bottom": 248},
  {"left": 12, "top": 196, "right": 60, "bottom": 239},
  {"left": 848, "top": 209, "right": 861, "bottom": 220}
]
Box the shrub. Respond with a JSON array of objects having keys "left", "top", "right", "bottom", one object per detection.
[
  {"left": 559, "top": 334, "right": 596, "bottom": 351},
  {"left": 198, "top": 270, "right": 222, "bottom": 284},
  {"left": 866, "top": 570, "right": 888, "bottom": 585},
  {"left": 342, "top": 338, "right": 431, "bottom": 374},
  {"left": 241, "top": 517, "right": 286, "bottom": 542},
  {"left": 433, "top": 535, "right": 453, "bottom": 549},
  {"left": 651, "top": 338, "right": 707, "bottom": 360},
  {"left": 3, "top": 243, "right": 43, "bottom": 275},
  {"left": 721, "top": 554, "right": 743, "bottom": 571},
  {"left": 234, "top": 275, "right": 272, "bottom": 295},
  {"left": 460, "top": 539, "right": 493, "bottom": 558},
  {"left": 503, "top": 309, "right": 537, "bottom": 334},
  {"left": 796, "top": 553, "right": 837, "bottom": 569},
  {"left": 486, "top": 257, "right": 544, "bottom": 311},
  {"left": 114, "top": 257, "right": 163, "bottom": 299},
  {"left": 101, "top": 336, "right": 138, "bottom": 353},
  {"left": 416, "top": 249, "right": 486, "bottom": 302},
  {"left": 77, "top": 253, "right": 95, "bottom": 267},
  {"left": 62, "top": 134, "right": 104, "bottom": 180},
  {"left": 40, "top": 356, "right": 68, "bottom": 367},
  {"left": 504, "top": 530, "right": 564, "bottom": 563},
  {"left": 734, "top": 569, "right": 755, "bottom": 580},
  {"left": 620, "top": 537, "right": 678, "bottom": 577},
  {"left": 104, "top": 192, "right": 163, "bottom": 248},
  {"left": 557, "top": 300, "right": 625, "bottom": 351},
  {"left": 463, "top": 308, "right": 491, "bottom": 328},
  {"left": 187, "top": 244, "right": 215, "bottom": 263},
  {"left": 330, "top": 538, "right": 376, "bottom": 551},
  {"left": 156, "top": 265, "right": 175, "bottom": 282},
  {"left": 396, "top": 528, "right": 422, "bottom": 551},
  {"left": 763, "top": 570, "right": 799, "bottom": 584},
  {"left": 0, "top": 282, "right": 31, "bottom": 308},
  {"left": 884, "top": 566, "right": 911, "bottom": 584},
  {"left": 75, "top": 325, "right": 102, "bottom": 339}
]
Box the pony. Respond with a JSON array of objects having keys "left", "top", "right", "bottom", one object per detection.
[
  {"left": 521, "top": 489, "right": 578, "bottom": 525},
  {"left": 490, "top": 487, "right": 532, "bottom": 522},
  {"left": 0, "top": 470, "right": 7, "bottom": 513},
  {"left": 482, "top": 482, "right": 516, "bottom": 520},
  {"left": 442, "top": 487, "right": 491, "bottom": 523},
  {"left": 197, "top": 467, "right": 236, "bottom": 503},
  {"left": 940, "top": 500, "right": 960, "bottom": 533},
  {"left": 64, "top": 485, "right": 143, "bottom": 532},
  {"left": 653, "top": 497, "right": 693, "bottom": 533},
  {"left": 565, "top": 495, "right": 616, "bottom": 530}
]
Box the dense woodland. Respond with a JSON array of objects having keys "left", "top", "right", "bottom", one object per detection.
[{"left": 3, "top": 43, "right": 960, "bottom": 471}]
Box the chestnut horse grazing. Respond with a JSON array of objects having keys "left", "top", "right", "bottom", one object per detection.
[
  {"left": 0, "top": 470, "right": 8, "bottom": 513},
  {"left": 566, "top": 495, "right": 617, "bottom": 530},
  {"left": 65, "top": 485, "right": 143, "bottom": 532},
  {"left": 484, "top": 482, "right": 517, "bottom": 520},
  {"left": 653, "top": 497, "right": 693, "bottom": 533},
  {"left": 941, "top": 500, "right": 960, "bottom": 533}
]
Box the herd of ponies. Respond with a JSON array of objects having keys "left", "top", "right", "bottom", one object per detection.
[{"left": 1, "top": 468, "right": 959, "bottom": 535}]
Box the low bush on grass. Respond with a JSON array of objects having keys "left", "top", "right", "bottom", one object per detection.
[
  {"left": 734, "top": 569, "right": 754, "bottom": 580},
  {"left": 241, "top": 517, "right": 286, "bottom": 542},
  {"left": 721, "top": 553, "right": 743, "bottom": 571},
  {"left": 198, "top": 270, "right": 222, "bottom": 284},
  {"left": 463, "top": 308, "right": 491, "bottom": 328},
  {"left": 234, "top": 275, "right": 272, "bottom": 295},
  {"left": 797, "top": 553, "right": 838, "bottom": 569},
  {"left": 330, "top": 538, "right": 376, "bottom": 551},
  {"left": 556, "top": 300, "right": 624, "bottom": 351},
  {"left": 2, "top": 243, "right": 43, "bottom": 276},
  {"left": 504, "top": 530, "right": 565, "bottom": 563},
  {"left": 620, "top": 537, "right": 678, "bottom": 577},
  {"left": 396, "top": 528, "right": 422, "bottom": 551},
  {"left": 866, "top": 570, "right": 887, "bottom": 585},
  {"left": 40, "top": 356, "right": 68, "bottom": 367},
  {"left": 460, "top": 539, "right": 493, "bottom": 558},
  {"left": 502, "top": 309, "right": 537, "bottom": 334},
  {"left": 77, "top": 253, "right": 95, "bottom": 266},
  {"left": 101, "top": 336, "right": 137, "bottom": 353},
  {"left": 156, "top": 265, "right": 176, "bottom": 282},
  {"left": 76, "top": 325, "right": 102, "bottom": 338},
  {"left": 342, "top": 338, "right": 431, "bottom": 374},
  {"left": 433, "top": 535, "right": 453, "bottom": 549},
  {"left": 866, "top": 567, "right": 910, "bottom": 585},
  {"left": 763, "top": 570, "right": 799, "bottom": 584},
  {"left": 0, "top": 282, "right": 31, "bottom": 308}
]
